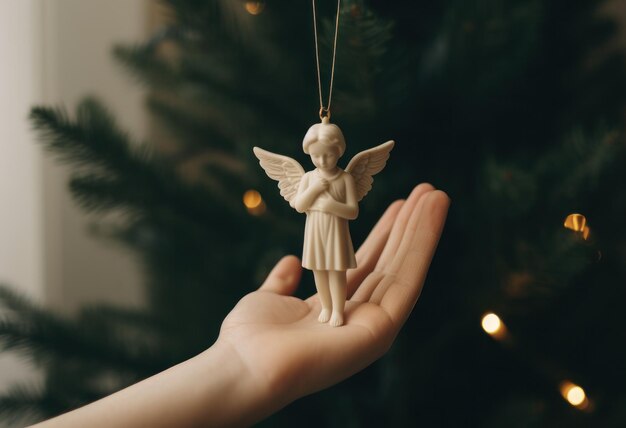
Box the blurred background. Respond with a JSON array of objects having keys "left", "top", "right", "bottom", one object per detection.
[{"left": 1, "top": 0, "right": 626, "bottom": 426}]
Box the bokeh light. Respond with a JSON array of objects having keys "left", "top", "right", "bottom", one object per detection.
[
  {"left": 564, "top": 213, "right": 590, "bottom": 240},
  {"left": 243, "top": 189, "right": 266, "bottom": 215},
  {"left": 560, "top": 381, "right": 589, "bottom": 410},
  {"left": 481, "top": 313, "right": 501, "bottom": 334},
  {"left": 481, "top": 312, "right": 507, "bottom": 340},
  {"left": 245, "top": 1, "right": 265, "bottom": 15}
]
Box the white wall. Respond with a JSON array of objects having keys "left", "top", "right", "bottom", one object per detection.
[
  {"left": 41, "top": 0, "right": 147, "bottom": 313},
  {"left": 0, "top": 0, "right": 148, "bottom": 397},
  {"left": 0, "top": 0, "right": 45, "bottom": 298},
  {"left": 0, "top": 0, "right": 46, "bottom": 396}
]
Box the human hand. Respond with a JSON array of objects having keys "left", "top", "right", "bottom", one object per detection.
[
  {"left": 30, "top": 185, "right": 448, "bottom": 428},
  {"left": 216, "top": 184, "right": 449, "bottom": 419}
]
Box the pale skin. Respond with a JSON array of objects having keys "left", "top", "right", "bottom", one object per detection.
[
  {"left": 294, "top": 141, "right": 359, "bottom": 327},
  {"left": 31, "top": 184, "right": 449, "bottom": 428}
]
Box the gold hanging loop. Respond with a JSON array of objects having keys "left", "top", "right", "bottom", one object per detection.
[{"left": 319, "top": 106, "right": 331, "bottom": 121}]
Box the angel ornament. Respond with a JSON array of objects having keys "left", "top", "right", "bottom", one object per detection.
[{"left": 253, "top": 117, "right": 394, "bottom": 327}]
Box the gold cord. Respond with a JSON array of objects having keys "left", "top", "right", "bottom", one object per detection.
[{"left": 312, "top": 0, "right": 341, "bottom": 120}]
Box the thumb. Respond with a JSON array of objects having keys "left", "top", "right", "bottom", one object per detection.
[{"left": 258, "top": 255, "right": 302, "bottom": 295}]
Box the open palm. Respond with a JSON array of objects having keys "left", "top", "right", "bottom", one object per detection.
[{"left": 218, "top": 184, "right": 449, "bottom": 404}]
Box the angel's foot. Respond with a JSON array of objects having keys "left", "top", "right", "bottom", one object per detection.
[
  {"left": 329, "top": 311, "right": 344, "bottom": 327},
  {"left": 318, "top": 308, "right": 331, "bottom": 323}
]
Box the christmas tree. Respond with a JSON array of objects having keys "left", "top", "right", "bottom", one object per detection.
[{"left": 2, "top": 0, "right": 626, "bottom": 426}]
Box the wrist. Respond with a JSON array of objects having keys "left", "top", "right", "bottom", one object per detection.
[{"left": 197, "top": 340, "right": 285, "bottom": 427}]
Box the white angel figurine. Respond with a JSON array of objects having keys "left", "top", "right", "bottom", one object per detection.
[{"left": 253, "top": 117, "right": 394, "bottom": 327}]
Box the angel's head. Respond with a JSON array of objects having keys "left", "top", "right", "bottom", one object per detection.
[{"left": 302, "top": 120, "right": 346, "bottom": 171}]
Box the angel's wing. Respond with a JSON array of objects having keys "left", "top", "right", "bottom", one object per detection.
[
  {"left": 345, "top": 140, "right": 395, "bottom": 202},
  {"left": 253, "top": 147, "right": 305, "bottom": 208}
]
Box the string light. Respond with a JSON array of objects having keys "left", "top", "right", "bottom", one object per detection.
[
  {"left": 559, "top": 381, "right": 589, "bottom": 410},
  {"left": 480, "top": 310, "right": 591, "bottom": 412},
  {"left": 243, "top": 190, "right": 266, "bottom": 215},
  {"left": 481, "top": 312, "right": 508, "bottom": 340},
  {"left": 564, "top": 213, "right": 590, "bottom": 240},
  {"left": 245, "top": 1, "right": 265, "bottom": 15}
]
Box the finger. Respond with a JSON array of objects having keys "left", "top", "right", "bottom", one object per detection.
[
  {"left": 351, "top": 184, "right": 434, "bottom": 302},
  {"left": 368, "top": 187, "right": 434, "bottom": 303},
  {"left": 375, "top": 183, "right": 435, "bottom": 270},
  {"left": 346, "top": 199, "right": 404, "bottom": 299},
  {"left": 258, "top": 255, "right": 302, "bottom": 295},
  {"left": 379, "top": 190, "right": 450, "bottom": 327}
]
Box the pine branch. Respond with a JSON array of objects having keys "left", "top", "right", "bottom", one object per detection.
[
  {"left": 0, "top": 383, "right": 49, "bottom": 427},
  {"left": 482, "top": 128, "right": 623, "bottom": 216},
  {"left": 115, "top": 42, "right": 293, "bottom": 143},
  {"left": 146, "top": 94, "right": 235, "bottom": 153},
  {"left": 29, "top": 99, "right": 246, "bottom": 229},
  {"left": 113, "top": 44, "right": 182, "bottom": 89},
  {"left": 160, "top": 0, "right": 259, "bottom": 42},
  {"left": 114, "top": 14, "right": 309, "bottom": 141},
  {"left": 477, "top": 129, "right": 622, "bottom": 303},
  {"left": 0, "top": 373, "right": 132, "bottom": 424},
  {"left": 0, "top": 286, "right": 166, "bottom": 375},
  {"left": 538, "top": 128, "right": 622, "bottom": 201},
  {"left": 30, "top": 99, "right": 137, "bottom": 174},
  {"left": 331, "top": 1, "right": 409, "bottom": 121}
]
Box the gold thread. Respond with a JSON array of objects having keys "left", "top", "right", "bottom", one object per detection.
[{"left": 312, "top": 0, "right": 341, "bottom": 120}]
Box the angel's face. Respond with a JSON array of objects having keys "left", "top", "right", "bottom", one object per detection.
[{"left": 308, "top": 141, "right": 339, "bottom": 171}]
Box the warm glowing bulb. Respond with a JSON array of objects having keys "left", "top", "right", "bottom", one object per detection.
[
  {"left": 564, "top": 213, "right": 590, "bottom": 239},
  {"left": 567, "top": 386, "right": 585, "bottom": 406},
  {"left": 560, "top": 381, "right": 589, "bottom": 409},
  {"left": 481, "top": 313, "right": 501, "bottom": 334},
  {"left": 243, "top": 190, "right": 262, "bottom": 209},
  {"left": 245, "top": 1, "right": 265, "bottom": 15},
  {"left": 481, "top": 312, "right": 507, "bottom": 340},
  {"left": 243, "top": 190, "right": 266, "bottom": 216},
  {"left": 564, "top": 213, "right": 586, "bottom": 232}
]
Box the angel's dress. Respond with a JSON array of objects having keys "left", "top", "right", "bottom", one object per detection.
[{"left": 301, "top": 169, "right": 357, "bottom": 271}]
